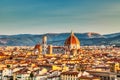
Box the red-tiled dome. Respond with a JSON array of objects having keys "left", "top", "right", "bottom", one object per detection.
[
  {"left": 34, "top": 43, "right": 41, "bottom": 50},
  {"left": 64, "top": 32, "right": 80, "bottom": 46}
]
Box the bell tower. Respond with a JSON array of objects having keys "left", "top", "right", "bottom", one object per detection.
[{"left": 42, "top": 35, "right": 47, "bottom": 54}]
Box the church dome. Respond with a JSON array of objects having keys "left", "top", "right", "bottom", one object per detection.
[
  {"left": 34, "top": 43, "right": 41, "bottom": 50},
  {"left": 64, "top": 31, "right": 80, "bottom": 50}
]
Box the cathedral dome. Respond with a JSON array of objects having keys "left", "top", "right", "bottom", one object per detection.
[
  {"left": 34, "top": 43, "right": 41, "bottom": 50},
  {"left": 64, "top": 31, "right": 80, "bottom": 50}
]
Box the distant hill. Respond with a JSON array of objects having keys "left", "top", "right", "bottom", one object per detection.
[{"left": 0, "top": 32, "right": 120, "bottom": 46}]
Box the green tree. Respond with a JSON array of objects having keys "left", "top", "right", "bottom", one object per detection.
[
  {"left": 30, "top": 72, "right": 34, "bottom": 80},
  {"left": 7, "top": 65, "right": 10, "bottom": 68},
  {"left": 10, "top": 76, "right": 13, "bottom": 80}
]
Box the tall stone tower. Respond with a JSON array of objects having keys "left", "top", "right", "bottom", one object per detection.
[{"left": 42, "top": 35, "right": 47, "bottom": 54}]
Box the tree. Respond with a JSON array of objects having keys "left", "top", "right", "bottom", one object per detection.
[
  {"left": 30, "top": 72, "right": 34, "bottom": 80},
  {"left": 10, "top": 77, "right": 13, "bottom": 80},
  {"left": 7, "top": 65, "right": 10, "bottom": 68}
]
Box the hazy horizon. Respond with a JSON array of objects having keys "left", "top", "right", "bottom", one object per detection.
[
  {"left": 0, "top": 31, "right": 120, "bottom": 36},
  {"left": 0, "top": 0, "right": 120, "bottom": 35}
]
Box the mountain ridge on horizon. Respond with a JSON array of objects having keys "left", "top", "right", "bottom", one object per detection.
[
  {"left": 0, "top": 31, "right": 120, "bottom": 36},
  {"left": 0, "top": 32, "right": 120, "bottom": 46}
]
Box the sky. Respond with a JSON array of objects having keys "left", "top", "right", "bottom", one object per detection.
[{"left": 0, "top": 0, "right": 120, "bottom": 35}]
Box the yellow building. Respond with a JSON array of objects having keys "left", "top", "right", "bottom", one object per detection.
[
  {"left": 110, "top": 62, "right": 120, "bottom": 73},
  {"left": 52, "top": 65, "right": 62, "bottom": 70}
]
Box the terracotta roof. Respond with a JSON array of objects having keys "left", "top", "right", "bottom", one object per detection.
[
  {"left": 108, "top": 58, "right": 120, "bottom": 62},
  {"left": 15, "top": 68, "right": 30, "bottom": 74},
  {"left": 64, "top": 32, "right": 80, "bottom": 46},
  {"left": 34, "top": 43, "right": 41, "bottom": 50},
  {"left": 39, "top": 64, "right": 52, "bottom": 67},
  {"left": 52, "top": 46, "right": 65, "bottom": 49},
  {"left": 61, "top": 71, "right": 79, "bottom": 76},
  {"left": 0, "top": 52, "right": 5, "bottom": 56}
]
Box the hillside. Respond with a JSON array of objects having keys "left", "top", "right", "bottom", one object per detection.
[{"left": 0, "top": 32, "right": 120, "bottom": 46}]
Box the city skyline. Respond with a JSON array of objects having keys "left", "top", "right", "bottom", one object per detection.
[{"left": 0, "top": 0, "right": 120, "bottom": 35}]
